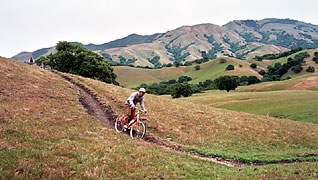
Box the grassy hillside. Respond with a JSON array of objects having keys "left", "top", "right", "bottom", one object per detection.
[
  {"left": 247, "top": 49, "right": 318, "bottom": 75},
  {"left": 180, "top": 71, "right": 318, "bottom": 123},
  {"left": 238, "top": 73, "right": 318, "bottom": 92},
  {"left": 114, "top": 57, "right": 261, "bottom": 88},
  {"left": 114, "top": 65, "right": 192, "bottom": 88},
  {"left": 115, "top": 49, "right": 318, "bottom": 88},
  {"left": 181, "top": 88, "right": 318, "bottom": 124},
  {"left": 1, "top": 57, "right": 318, "bottom": 179}
]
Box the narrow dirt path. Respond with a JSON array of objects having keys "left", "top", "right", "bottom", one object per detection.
[{"left": 55, "top": 71, "right": 318, "bottom": 167}]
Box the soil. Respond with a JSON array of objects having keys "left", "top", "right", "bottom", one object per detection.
[{"left": 55, "top": 71, "right": 318, "bottom": 167}]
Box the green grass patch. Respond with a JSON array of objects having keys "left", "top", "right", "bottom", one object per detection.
[
  {"left": 182, "top": 90, "right": 318, "bottom": 124},
  {"left": 184, "top": 147, "right": 318, "bottom": 164}
]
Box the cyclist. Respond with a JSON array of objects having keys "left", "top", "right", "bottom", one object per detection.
[
  {"left": 29, "top": 57, "right": 34, "bottom": 65},
  {"left": 123, "top": 88, "right": 147, "bottom": 128}
]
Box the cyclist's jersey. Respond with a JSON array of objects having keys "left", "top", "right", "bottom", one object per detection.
[{"left": 125, "top": 92, "right": 146, "bottom": 111}]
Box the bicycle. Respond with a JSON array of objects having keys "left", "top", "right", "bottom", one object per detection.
[{"left": 115, "top": 107, "right": 146, "bottom": 139}]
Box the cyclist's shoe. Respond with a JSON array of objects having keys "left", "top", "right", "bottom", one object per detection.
[{"left": 123, "top": 125, "right": 128, "bottom": 129}]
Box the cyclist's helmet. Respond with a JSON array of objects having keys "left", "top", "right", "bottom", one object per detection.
[{"left": 139, "top": 88, "right": 146, "bottom": 93}]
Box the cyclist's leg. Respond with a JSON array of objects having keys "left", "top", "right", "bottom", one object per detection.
[
  {"left": 124, "top": 105, "right": 132, "bottom": 124},
  {"left": 131, "top": 108, "right": 136, "bottom": 119},
  {"left": 129, "top": 108, "right": 136, "bottom": 124}
]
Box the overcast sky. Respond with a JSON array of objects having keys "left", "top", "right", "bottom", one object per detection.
[{"left": 1, "top": 0, "right": 318, "bottom": 58}]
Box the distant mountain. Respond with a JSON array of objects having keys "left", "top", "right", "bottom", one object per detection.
[
  {"left": 12, "top": 18, "right": 318, "bottom": 67},
  {"left": 12, "top": 33, "right": 159, "bottom": 62}
]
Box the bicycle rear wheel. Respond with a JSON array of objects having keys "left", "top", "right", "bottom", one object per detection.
[
  {"left": 130, "top": 121, "right": 146, "bottom": 139},
  {"left": 115, "top": 114, "right": 125, "bottom": 132}
]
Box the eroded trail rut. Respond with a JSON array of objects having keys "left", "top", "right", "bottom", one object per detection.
[{"left": 56, "top": 71, "right": 318, "bottom": 167}]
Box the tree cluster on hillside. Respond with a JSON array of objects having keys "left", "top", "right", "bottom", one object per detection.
[
  {"left": 259, "top": 52, "right": 310, "bottom": 81},
  {"left": 148, "top": 55, "right": 161, "bottom": 68},
  {"left": 241, "top": 27, "right": 318, "bottom": 50},
  {"left": 135, "top": 74, "right": 261, "bottom": 97},
  {"left": 163, "top": 36, "right": 195, "bottom": 63},
  {"left": 313, "top": 52, "right": 318, "bottom": 63},
  {"left": 254, "top": 47, "right": 303, "bottom": 61},
  {"left": 135, "top": 76, "right": 196, "bottom": 96},
  {"left": 35, "top": 41, "right": 119, "bottom": 85},
  {"left": 201, "top": 34, "right": 223, "bottom": 59}
]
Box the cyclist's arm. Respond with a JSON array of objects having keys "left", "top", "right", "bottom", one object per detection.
[{"left": 140, "top": 98, "right": 146, "bottom": 112}]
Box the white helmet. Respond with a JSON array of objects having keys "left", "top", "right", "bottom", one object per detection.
[{"left": 139, "top": 88, "right": 146, "bottom": 93}]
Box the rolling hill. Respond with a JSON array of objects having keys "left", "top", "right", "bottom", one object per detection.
[
  {"left": 12, "top": 18, "right": 318, "bottom": 67},
  {"left": 1, "top": 57, "right": 318, "bottom": 179},
  {"left": 114, "top": 49, "right": 318, "bottom": 88},
  {"left": 114, "top": 57, "right": 262, "bottom": 88},
  {"left": 180, "top": 75, "right": 318, "bottom": 124}
]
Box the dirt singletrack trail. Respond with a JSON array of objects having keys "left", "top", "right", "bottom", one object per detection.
[{"left": 55, "top": 71, "right": 318, "bottom": 167}]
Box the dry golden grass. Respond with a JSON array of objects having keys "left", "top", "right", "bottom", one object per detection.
[
  {"left": 1, "top": 57, "right": 318, "bottom": 179},
  {"left": 71, "top": 70, "right": 318, "bottom": 161},
  {"left": 0, "top": 58, "right": 203, "bottom": 179}
]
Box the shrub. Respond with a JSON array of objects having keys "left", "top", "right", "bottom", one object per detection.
[
  {"left": 306, "top": 66, "right": 315, "bottom": 72},
  {"left": 220, "top": 58, "right": 227, "bottom": 64},
  {"left": 250, "top": 63, "right": 257, "bottom": 68},
  {"left": 195, "top": 65, "right": 200, "bottom": 70},
  {"left": 226, "top": 65, "right": 235, "bottom": 70}
]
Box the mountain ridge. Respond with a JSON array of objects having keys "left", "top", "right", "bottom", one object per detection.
[{"left": 12, "top": 18, "right": 318, "bottom": 66}]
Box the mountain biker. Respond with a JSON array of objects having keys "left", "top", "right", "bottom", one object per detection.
[
  {"left": 29, "top": 57, "right": 34, "bottom": 65},
  {"left": 123, "top": 88, "right": 147, "bottom": 127}
]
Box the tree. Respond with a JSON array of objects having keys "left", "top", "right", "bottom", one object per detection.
[
  {"left": 214, "top": 76, "right": 238, "bottom": 92},
  {"left": 250, "top": 63, "right": 257, "bottom": 68},
  {"left": 258, "top": 70, "right": 266, "bottom": 76},
  {"left": 174, "top": 61, "right": 181, "bottom": 67},
  {"left": 171, "top": 83, "right": 193, "bottom": 98},
  {"left": 292, "top": 65, "right": 303, "bottom": 73},
  {"left": 226, "top": 65, "right": 235, "bottom": 70},
  {"left": 220, "top": 58, "right": 227, "bottom": 64},
  {"left": 178, "top": 76, "right": 192, "bottom": 83},
  {"left": 306, "top": 66, "right": 315, "bottom": 72},
  {"left": 35, "top": 56, "right": 50, "bottom": 69},
  {"left": 195, "top": 65, "right": 200, "bottom": 70},
  {"left": 36, "top": 41, "right": 118, "bottom": 85},
  {"left": 247, "top": 76, "right": 261, "bottom": 85}
]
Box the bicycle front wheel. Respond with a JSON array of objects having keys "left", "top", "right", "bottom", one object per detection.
[
  {"left": 130, "top": 121, "right": 146, "bottom": 139},
  {"left": 115, "top": 114, "right": 125, "bottom": 133}
]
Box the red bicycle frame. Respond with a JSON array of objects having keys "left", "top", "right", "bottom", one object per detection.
[{"left": 121, "top": 110, "right": 142, "bottom": 129}]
